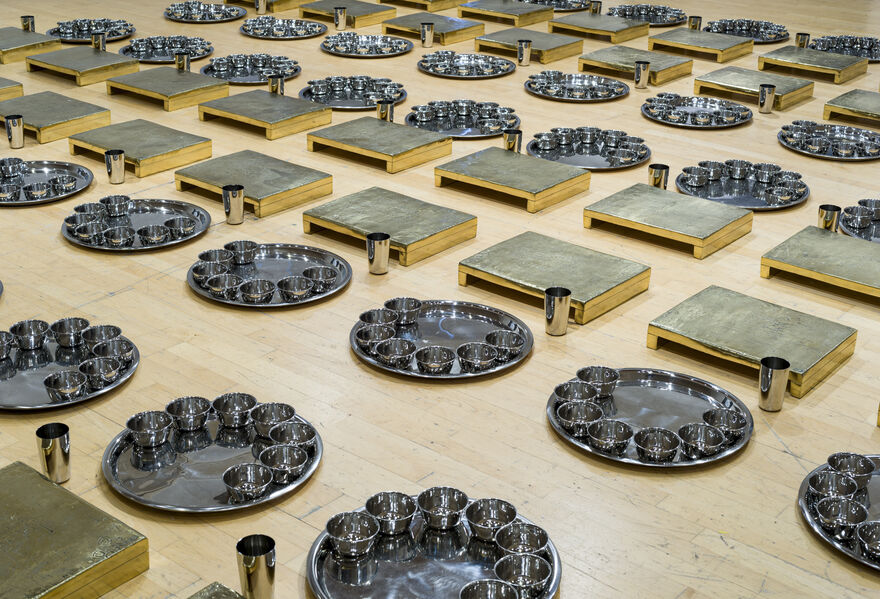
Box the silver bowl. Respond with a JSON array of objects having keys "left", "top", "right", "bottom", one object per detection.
[
  {"left": 75, "top": 222, "right": 106, "bottom": 245},
  {"left": 459, "top": 580, "right": 519, "bottom": 599},
  {"left": 844, "top": 206, "right": 873, "bottom": 229},
  {"left": 223, "top": 463, "right": 274, "bottom": 502},
  {"left": 415, "top": 345, "right": 455, "bottom": 375},
  {"left": 456, "top": 342, "right": 497, "bottom": 373},
  {"left": 634, "top": 427, "right": 680, "bottom": 463},
  {"left": 213, "top": 392, "right": 257, "bottom": 427},
  {"left": 857, "top": 199, "right": 880, "bottom": 220},
  {"left": 383, "top": 297, "right": 422, "bottom": 325},
  {"left": 164, "top": 216, "right": 197, "bottom": 239},
  {"left": 495, "top": 521, "right": 549, "bottom": 558},
  {"left": 276, "top": 275, "right": 313, "bottom": 302},
  {"left": 239, "top": 279, "right": 276, "bottom": 304},
  {"left": 64, "top": 213, "right": 98, "bottom": 231},
  {"left": 99, "top": 195, "right": 131, "bottom": 217},
  {"left": 258, "top": 443, "right": 309, "bottom": 484},
  {"left": 49, "top": 174, "right": 77, "bottom": 194},
  {"left": 682, "top": 166, "right": 708, "bottom": 187},
  {"left": 365, "top": 491, "right": 418, "bottom": 535},
  {"left": 494, "top": 554, "right": 552, "bottom": 599},
  {"left": 82, "top": 324, "right": 122, "bottom": 350},
  {"left": 753, "top": 162, "right": 781, "bottom": 183},
  {"left": 484, "top": 330, "right": 525, "bottom": 361},
  {"left": 92, "top": 337, "right": 136, "bottom": 365},
  {"left": 417, "top": 486, "right": 469, "bottom": 530},
  {"left": 104, "top": 226, "right": 136, "bottom": 248},
  {"left": 827, "top": 452, "right": 876, "bottom": 490},
  {"left": 137, "top": 224, "right": 169, "bottom": 245},
  {"left": 0, "top": 157, "right": 25, "bottom": 178},
  {"left": 78, "top": 356, "right": 121, "bottom": 389},
  {"left": 224, "top": 240, "right": 259, "bottom": 265},
  {"left": 49, "top": 317, "right": 89, "bottom": 348},
  {"left": 205, "top": 273, "right": 243, "bottom": 300},
  {"left": 10, "top": 319, "right": 49, "bottom": 350},
  {"left": 198, "top": 248, "right": 234, "bottom": 268},
  {"left": 553, "top": 381, "right": 598, "bottom": 403},
  {"left": 0, "top": 183, "right": 20, "bottom": 200},
  {"left": 375, "top": 338, "right": 417, "bottom": 369},
  {"left": 43, "top": 370, "right": 88, "bottom": 403},
  {"left": 268, "top": 420, "right": 317, "bottom": 451},
  {"left": 74, "top": 202, "right": 107, "bottom": 217},
  {"left": 302, "top": 265, "right": 338, "bottom": 292},
  {"left": 191, "top": 261, "right": 229, "bottom": 287},
  {"left": 126, "top": 410, "right": 174, "bottom": 447},
  {"left": 586, "top": 419, "right": 633, "bottom": 454},
  {"left": 857, "top": 521, "right": 880, "bottom": 561},
  {"left": 251, "top": 402, "right": 296, "bottom": 437},
  {"left": 466, "top": 498, "right": 517, "bottom": 542},
  {"left": 575, "top": 366, "right": 619, "bottom": 397},
  {"left": 807, "top": 470, "right": 858, "bottom": 510},
  {"left": 556, "top": 401, "right": 603, "bottom": 438},
  {"left": 23, "top": 182, "right": 50, "bottom": 201},
  {"left": 0, "top": 331, "right": 16, "bottom": 360},
  {"left": 677, "top": 423, "right": 725, "bottom": 458},
  {"left": 724, "top": 159, "right": 752, "bottom": 179},
  {"left": 815, "top": 496, "right": 868, "bottom": 541},
  {"left": 702, "top": 408, "right": 747, "bottom": 443},
  {"left": 359, "top": 308, "right": 399, "bottom": 327},
  {"left": 165, "top": 396, "right": 212, "bottom": 431},
  {"left": 326, "top": 511, "right": 380, "bottom": 557},
  {"left": 355, "top": 324, "right": 397, "bottom": 355}
]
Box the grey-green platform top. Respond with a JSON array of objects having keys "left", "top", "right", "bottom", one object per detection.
[
  {"left": 696, "top": 66, "right": 812, "bottom": 94},
  {"left": 436, "top": 147, "right": 586, "bottom": 194},
  {"left": 310, "top": 116, "right": 449, "bottom": 155},
  {"left": 477, "top": 27, "right": 580, "bottom": 49},
  {"left": 0, "top": 90, "right": 107, "bottom": 127},
  {"left": 109, "top": 66, "right": 226, "bottom": 95},
  {"left": 201, "top": 89, "right": 327, "bottom": 123},
  {"left": 28, "top": 45, "right": 137, "bottom": 69},
  {"left": 70, "top": 119, "right": 209, "bottom": 159}
]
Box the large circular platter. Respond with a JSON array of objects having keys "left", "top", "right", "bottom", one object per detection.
[
  {"left": 164, "top": 4, "right": 247, "bottom": 23},
  {"left": 524, "top": 73, "right": 629, "bottom": 103},
  {"left": 417, "top": 52, "right": 516, "bottom": 79},
  {"left": 0, "top": 160, "right": 93, "bottom": 207},
  {"left": 777, "top": 126, "right": 880, "bottom": 162},
  {"left": 641, "top": 95, "right": 752, "bottom": 129}
]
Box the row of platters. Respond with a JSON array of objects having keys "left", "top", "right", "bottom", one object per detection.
[
  {"left": 200, "top": 53, "right": 301, "bottom": 85},
  {"left": 0, "top": 158, "right": 92, "bottom": 206},
  {"left": 307, "top": 488, "right": 561, "bottom": 598},
  {"left": 165, "top": 2, "right": 247, "bottom": 23},
  {"left": 321, "top": 33, "right": 413, "bottom": 59},
  {"left": 641, "top": 93, "right": 752, "bottom": 130},
  {"left": 839, "top": 200, "right": 880, "bottom": 242},
  {"left": 778, "top": 122, "right": 880, "bottom": 162},
  {"left": 405, "top": 101, "right": 519, "bottom": 139},
  {"left": 525, "top": 72, "right": 629, "bottom": 103},
  {"left": 240, "top": 16, "right": 327, "bottom": 40},
  {"left": 350, "top": 298, "right": 533, "bottom": 379},
  {"left": 120, "top": 36, "right": 213, "bottom": 63},
  {"left": 0, "top": 317, "right": 138, "bottom": 411},
  {"left": 675, "top": 160, "right": 809, "bottom": 211},
  {"left": 102, "top": 395, "right": 322, "bottom": 512},
  {"left": 418, "top": 52, "right": 516, "bottom": 80},
  {"left": 47, "top": 18, "right": 135, "bottom": 43},
  {"left": 299, "top": 76, "right": 407, "bottom": 110},
  {"left": 546, "top": 367, "right": 753, "bottom": 468},
  {"left": 527, "top": 126, "right": 651, "bottom": 170}
]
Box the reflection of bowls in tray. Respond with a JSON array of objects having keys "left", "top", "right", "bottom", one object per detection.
[
  {"left": 815, "top": 497, "right": 868, "bottom": 541},
  {"left": 251, "top": 402, "right": 296, "bottom": 437},
  {"left": 126, "top": 410, "right": 174, "bottom": 448},
  {"left": 326, "top": 511, "right": 380, "bottom": 557},
  {"left": 130, "top": 441, "right": 178, "bottom": 472},
  {"left": 466, "top": 498, "right": 517, "bottom": 542},
  {"left": 417, "top": 486, "right": 468, "bottom": 530},
  {"left": 223, "top": 462, "right": 273, "bottom": 503},
  {"left": 586, "top": 419, "right": 633, "bottom": 454},
  {"left": 677, "top": 423, "right": 725, "bottom": 459},
  {"left": 0, "top": 331, "right": 16, "bottom": 360},
  {"left": 259, "top": 444, "right": 309, "bottom": 484},
  {"left": 365, "top": 491, "right": 418, "bottom": 535},
  {"left": 165, "top": 396, "right": 212, "bottom": 431}
]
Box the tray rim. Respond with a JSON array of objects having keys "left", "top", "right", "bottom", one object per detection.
[
  {"left": 416, "top": 56, "right": 516, "bottom": 80},
  {"left": 777, "top": 131, "right": 880, "bottom": 162},
  {"left": 403, "top": 112, "right": 521, "bottom": 139},
  {"left": 319, "top": 37, "right": 414, "bottom": 59},
  {"left": 639, "top": 98, "right": 753, "bottom": 130},
  {"left": 46, "top": 26, "right": 136, "bottom": 43},
  {"left": 674, "top": 172, "right": 810, "bottom": 211},
  {"left": 524, "top": 77, "right": 630, "bottom": 104},
  {"left": 546, "top": 367, "right": 754, "bottom": 468},
  {"left": 0, "top": 160, "right": 94, "bottom": 207},
  {"left": 526, "top": 140, "right": 651, "bottom": 171},
  {"left": 298, "top": 87, "right": 407, "bottom": 110},
  {"left": 165, "top": 6, "right": 248, "bottom": 23},
  {"left": 118, "top": 44, "right": 214, "bottom": 63},
  {"left": 199, "top": 63, "right": 301, "bottom": 85}
]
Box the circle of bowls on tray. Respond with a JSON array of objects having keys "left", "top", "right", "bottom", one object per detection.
[
  {"left": 0, "top": 158, "right": 93, "bottom": 206},
  {"left": 187, "top": 242, "right": 352, "bottom": 308},
  {"left": 306, "top": 488, "right": 561, "bottom": 599},
  {"left": 417, "top": 51, "right": 516, "bottom": 80},
  {"left": 61, "top": 197, "right": 210, "bottom": 252},
  {"left": 47, "top": 18, "right": 135, "bottom": 43},
  {"left": 0, "top": 316, "right": 138, "bottom": 411},
  {"left": 777, "top": 121, "right": 880, "bottom": 162},
  {"left": 298, "top": 75, "right": 407, "bottom": 110},
  {"left": 320, "top": 33, "right": 413, "bottom": 59},
  {"left": 607, "top": 4, "right": 686, "bottom": 26},
  {"left": 119, "top": 35, "right": 213, "bottom": 63},
  {"left": 524, "top": 71, "right": 629, "bottom": 103},
  {"left": 404, "top": 100, "right": 520, "bottom": 139},
  {"left": 838, "top": 200, "right": 880, "bottom": 241},
  {"left": 641, "top": 92, "right": 752, "bottom": 129},
  {"left": 240, "top": 16, "right": 327, "bottom": 40},
  {"left": 164, "top": 2, "right": 247, "bottom": 23},
  {"left": 797, "top": 452, "right": 880, "bottom": 570},
  {"left": 517, "top": 0, "right": 589, "bottom": 10},
  {"left": 808, "top": 35, "right": 880, "bottom": 63},
  {"left": 703, "top": 18, "right": 789, "bottom": 43},
  {"left": 675, "top": 159, "right": 809, "bottom": 211},
  {"left": 200, "top": 53, "right": 300, "bottom": 84},
  {"left": 101, "top": 395, "right": 322, "bottom": 512},
  {"left": 525, "top": 126, "right": 651, "bottom": 170},
  {"left": 350, "top": 298, "right": 533, "bottom": 379},
  {"left": 546, "top": 367, "right": 754, "bottom": 468}
]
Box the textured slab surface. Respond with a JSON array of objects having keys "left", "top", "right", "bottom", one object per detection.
[
  {"left": 695, "top": 66, "right": 812, "bottom": 96},
  {"left": 70, "top": 119, "right": 209, "bottom": 160},
  {"left": 825, "top": 89, "right": 880, "bottom": 119},
  {"left": 0, "top": 91, "right": 107, "bottom": 128},
  {"left": 580, "top": 44, "right": 691, "bottom": 71},
  {"left": 188, "top": 583, "right": 245, "bottom": 599},
  {"left": 0, "top": 76, "right": 21, "bottom": 90},
  {"left": 436, "top": 147, "right": 585, "bottom": 194},
  {"left": 108, "top": 66, "right": 226, "bottom": 96},
  {"left": 0, "top": 26, "right": 59, "bottom": 52},
  {"left": 550, "top": 12, "right": 645, "bottom": 32},
  {"left": 28, "top": 46, "right": 137, "bottom": 70},
  {"left": 382, "top": 12, "right": 482, "bottom": 32},
  {"left": 477, "top": 27, "right": 579, "bottom": 50},
  {"left": 309, "top": 117, "right": 449, "bottom": 156},
  {"left": 301, "top": 0, "right": 391, "bottom": 16},
  {"left": 761, "top": 45, "right": 867, "bottom": 70},
  {"left": 200, "top": 90, "right": 328, "bottom": 123},
  {"left": 650, "top": 28, "right": 751, "bottom": 51},
  {"left": 460, "top": 0, "right": 550, "bottom": 15}
]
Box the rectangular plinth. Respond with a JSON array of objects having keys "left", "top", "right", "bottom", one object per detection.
[
  {"left": 0, "top": 27, "right": 61, "bottom": 64},
  {"left": 584, "top": 183, "right": 752, "bottom": 259},
  {"left": 435, "top": 147, "right": 589, "bottom": 213},
  {"left": 459, "top": 231, "right": 650, "bottom": 324},
  {"left": 0, "top": 77, "right": 23, "bottom": 101},
  {"left": 107, "top": 66, "right": 228, "bottom": 111},
  {"left": 188, "top": 582, "right": 245, "bottom": 599},
  {"left": 175, "top": 149, "right": 332, "bottom": 217},
  {"left": 303, "top": 186, "right": 477, "bottom": 265},
  {"left": 647, "top": 285, "right": 857, "bottom": 397},
  {"left": 382, "top": 13, "right": 484, "bottom": 45},
  {"left": 379, "top": 0, "right": 465, "bottom": 12},
  {"left": 694, "top": 66, "right": 813, "bottom": 110},
  {"left": 759, "top": 46, "right": 868, "bottom": 84},
  {"left": 307, "top": 117, "right": 451, "bottom": 173},
  {"left": 200, "top": 90, "right": 331, "bottom": 139},
  {"left": 475, "top": 28, "right": 582, "bottom": 64},
  {"left": 824, "top": 89, "right": 880, "bottom": 126},
  {"left": 548, "top": 13, "right": 649, "bottom": 43},
  {"left": 226, "top": 0, "right": 308, "bottom": 11},
  {"left": 578, "top": 45, "right": 692, "bottom": 84},
  {"left": 648, "top": 28, "right": 753, "bottom": 63},
  {"left": 69, "top": 118, "right": 212, "bottom": 177},
  {"left": 25, "top": 46, "right": 138, "bottom": 86},
  {"left": 301, "top": 0, "right": 396, "bottom": 27},
  {"left": 458, "top": 0, "right": 553, "bottom": 26},
  {"left": 1, "top": 462, "right": 149, "bottom": 599},
  {"left": 0, "top": 91, "right": 109, "bottom": 143}
]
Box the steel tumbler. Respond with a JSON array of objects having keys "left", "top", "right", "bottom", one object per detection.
[
  {"left": 759, "top": 84, "right": 776, "bottom": 114},
  {"left": 503, "top": 129, "right": 522, "bottom": 153},
  {"left": 818, "top": 204, "right": 841, "bottom": 232},
  {"left": 795, "top": 32, "right": 810, "bottom": 48},
  {"left": 334, "top": 7, "right": 347, "bottom": 30},
  {"left": 175, "top": 51, "right": 191, "bottom": 72},
  {"left": 634, "top": 61, "right": 650, "bottom": 89},
  {"left": 420, "top": 22, "right": 434, "bottom": 48},
  {"left": 648, "top": 163, "right": 669, "bottom": 189},
  {"left": 516, "top": 39, "right": 532, "bottom": 67},
  {"left": 366, "top": 232, "right": 391, "bottom": 275},
  {"left": 268, "top": 74, "right": 284, "bottom": 95},
  {"left": 91, "top": 32, "right": 106, "bottom": 51},
  {"left": 256, "top": 0, "right": 268, "bottom": 15},
  {"left": 687, "top": 16, "right": 702, "bottom": 30},
  {"left": 21, "top": 15, "right": 35, "bottom": 32},
  {"left": 589, "top": 1, "right": 601, "bottom": 14},
  {"left": 544, "top": 287, "right": 571, "bottom": 336},
  {"left": 223, "top": 184, "right": 245, "bottom": 225},
  {"left": 237, "top": 534, "right": 276, "bottom": 599},
  {"left": 6, "top": 115, "right": 24, "bottom": 149},
  {"left": 377, "top": 100, "right": 394, "bottom": 122},
  {"left": 104, "top": 149, "right": 125, "bottom": 184},
  {"left": 759, "top": 356, "right": 790, "bottom": 412},
  {"left": 36, "top": 423, "right": 70, "bottom": 484}
]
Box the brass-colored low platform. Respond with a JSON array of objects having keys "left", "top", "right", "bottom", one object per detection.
[
  {"left": 175, "top": 149, "right": 332, "bottom": 217},
  {"left": 307, "top": 117, "right": 451, "bottom": 173},
  {"left": 694, "top": 66, "right": 813, "bottom": 110},
  {"left": 459, "top": 231, "right": 650, "bottom": 325},
  {"left": 107, "top": 66, "right": 228, "bottom": 111},
  {"left": 578, "top": 45, "right": 692, "bottom": 85},
  {"left": 382, "top": 13, "right": 484, "bottom": 45},
  {"left": 0, "top": 76, "right": 23, "bottom": 101},
  {"left": 225, "top": 0, "right": 307, "bottom": 11},
  {"left": 300, "top": 0, "right": 396, "bottom": 28},
  {"left": 647, "top": 285, "right": 857, "bottom": 398},
  {"left": 435, "top": 147, "right": 589, "bottom": 213},
  {"left": 758, "top": 46, "right": 868, "bottom": 84},
  {"left": 458, "top": 0, "right": 553, "bottom": 27},
  {"left": 379, "top": 0, "right": 465, "bottom": 12},
  {"left": 548, "top": 13, "right": 649, "bottom": 43},
  {"left": 584, "top": 183, "right": 753, "bottom": 259},
  {"left": 823, "top": 89, "right": 880, "bottom": 127},
  {"left": 200, "top": 90, "right": 332, "bottom": 139},
  {"left": 188, "top": 583, "right": 245, "bottom": 599},
  {"left": 303, "top": 186, "right": 477, "bottom": 265},
  {"left": 648, "top": 28, "right": 753, "bottom": 63},
  {"left": 25, "top": 46, "right": 138, "bottom": 86},
  {"left": 0, "top": 91, "right": 110, "bottom": 143},
  {"left": 69, "top": 118, "right": 212, "bottom": 177},
  {"left": 0, "top": 27, "right": 61, "bottom": 64},
  {"left": 475, "top": 27, "right": 582, "bottom": 64},
  {"left": 1, "top": 462, "right": 149, "bottom": 599}
]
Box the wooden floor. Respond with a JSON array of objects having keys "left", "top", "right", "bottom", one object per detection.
[{"left": 1, "top": 1, "right": 879, "bottom": 597}]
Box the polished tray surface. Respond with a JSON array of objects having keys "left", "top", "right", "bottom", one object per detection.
[
  {"left": 641, "top": 93, "right": 752, "bottom": 129},
  {"left": 62, "top": 198, "right": 210, "bottom": 252},
  {"left": 188, "top": 243, "right": 352, "bottom": 308},
  {"left": 417, "top": 51, "right": 516, "bottom": 80},
  {"left": 298, "top": 76, "right": 406, "bottom": 110},
  {"left": 240, "top": 17, "right": 327, "bottom": 40},
  {"left": 547, "top": 368, "right": 753, "bottom": 468},
  {"left": 165, "top": 3, "right": 247, "bottom": 23},
  {"left": 404, "top": 101, "right": 519, "bottom": 139},
  {"left": 520, "top": 0, "right": 589, "bottom": 10},
  {"left": 320, "top": 34, "right": 413, "bottom": 59},
  {"left": 0, "top": 159, "right": 93, "bottom": 206},
  {"left": 777, "top": 122, "right": 880, "bottom": 162},
  {"left": 839, "top": 210, "right": 880, "bottom": 242},
  {"left": 103, "top": 412, "right": 322, "bottom": 513},
  {"left": 704, "top": 19, "right": 788, "bottom": 44},
  {"left": 797, "top": 455, "right": 880, "bottom": 571},
  {"left": 119, "top": 36, "right": 213, "bottom": 63},
  {"left": 607, "top": 4, "right": 685, "bottom": 26},
  {"left": 47, "top": 19, "right": 135, "bottom": 43},
  {"left": 525, "top": 72, "right": 629, "bottom": 103},
  {"left": 526, "top": 127, "right": 651, "bottom": 170},
  {"left": 675, "top": 161, "right": 809, "bottom": 211},
  {"left": 200, "top": 54, "right": 300, "bottom": 85},
  {"left": 809, "top": 35, "right": 880, "bottom": 63},
  {"left": 350, "top": 300, "right": 533, "bottom": 379},
  {"left": 307, "top": 494, "right": 562, "bottom": 599}
]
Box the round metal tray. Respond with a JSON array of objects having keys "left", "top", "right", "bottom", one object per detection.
[
  {"left": 607, "top": 5, "right": 686, "bottom": 26},
  {"left": 521, "top": 0, "right": 589, "bottom": 10},
  {"left": 240, "top": 19, "right": 327, "bottom": 40},
  {"left": 403, "top": 113, "right": 521, "bottom": 139},
  {"left": 777, "top": 131, "right": 880, "bottom": 162},
  {"left": 526, "top": 140, "right": 651, "bottom": 171},
  {"left": 46, "top": 24, "right": 135, "bottom": 43},
  {"left": 102, "top": 412, "right": 322, "bottom": 513},
  {"left": 307, "top": 494, "right": 562, "bottom": 599},
  {"left": 416, "top": 54, "right": 516, "bottom": 79},
  {"left": 200, "top": 63, "right": 301, "bottom": 85},
  {"left": 524, "top": 76, "right": 629, "bottom": 103},
  {"left": 809, "top": 37, "right": 880, "bottom": 63},
  {"left": 164, "top": 5, "right": 247, "bottom": 23},
  {"left": 320, "top": 37, "right": 413, "bottom": 59},
  {"left": 547, "top": 368, "right": 753, "bottom": 468},
  {"left": 839, "top": 216, "right": 880, "bottom": 242},
  {"left": 641, "top": 96, "right": 752, "bottom": 129},
  {"left": 675, "top": 172, "right": 810, "bottom": 211},
  {"left": 119, "top": 42, "right": 214, "bottom": 63},
  {"left": 298, "top": 87, "right": 407, "bottom": 110},
  {"left": 703, "top": 24, "right": 789, "bottom": 44},
  {"left": 0, "top": 160, "right": 93, "bottom": 207}
]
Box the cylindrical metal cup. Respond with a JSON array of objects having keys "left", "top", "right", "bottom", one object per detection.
[
  {"left": 334, "top": 7, "right": 347, "bottom": 30},
  {"left": 91, "top": 32, "right": 107, "bottom": 51},
  {"left": 6, "top": 114, "right": 24, "bottom": 149},
  {"left": 759, "top": 84, "right": 776, "bottom": 114},
  {"left": 223, "top": 184, "right": 245, "bottom": 225},
  {"left": 268, "top": 74, "right": 284, "bottom": 95},
  {"left": 366, "top": 232, "right": 391, "bottom": 275},
  {"left": 818, "top": 204, "right": 841, "bottom": 232},
  {"left": 36, "top": 423, "right": 70, "bottom": 484},
  {"left": 255, "top": 0, "right": 268, "bottom": 15},
  {"left": 516, "top": 39, "right": 532, "bottom": 67},
  {"left": 237, "top": 534, "right": 276, "bottom": 599},
  {"left": 104, "top": 149, "right": 125, "bottom": 185},
  {"left": 21, "top": 16, "right": 35, "bottom": 32},
  {"left": 589, "top": 1, "right": 601, "bottom": 14},
  {"left": 795, "top": 32, "right": 810, "bottom": 48},
  {"left": 688, "top": 16, "right": 702, "bottom": 30},
  {"left": 634, "top": 60, "right": 650, "bottom": 89},
  {"left": 545, "top": 287, "right": 571, "bottom": 336},
  {"left": 377, "top": 100, "right": 394, "bottom": 122},
  {"left": 503, "top": 129, "right": 522, "bottom": 153},
  {"left": 648, "top": 163, "right": 669, "bottom": 189},
  {"left": 420, "top": 22, "right": 434, "bottom": 48},
  {"left": 175, "top": 51, "right": 191, "bottom": 72},
  {"left": 759, "top": 356, "right": 790, "bottom": 412}
]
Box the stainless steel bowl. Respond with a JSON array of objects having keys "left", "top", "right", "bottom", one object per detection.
[
  {"left": 75, "top": 222, "right": 106, "bottom": 245},
  {"left": 383, "top": 297, "right": 422, "bottom": 325},
  {"left": 49, "top": 317, "right": 89, "bottom": 348},
  {"left": 494, "top": 554, "right": 552, "bottom": 599},
  {"left": 682, "top": 166, "right": 708, "bottom": 187},
  {"left": 126, "top": 410, "right": 174, "bottom": 447},
  {"left": 724, "top": 159, "right": 752, "bottom": 179},
  {"left": 415, "top": 345, "right": 456, "bottom": 375},
  {"left": 43, "top": 370, "right": 87, "bottom": 403},
  {"left": 0, "top": 331, "right": 16, "bottom": 360},
  {"left": 827, "top": 452, "right": 876, "bottom": 490},
  {"left": 753, "top": 163, "right": 781, "bottom": 183},
  {"left": 223, "top": 463, "right": 274, "bottom": 502},
  {"left": 359, "top": 308, "right": 399, "bottom": 327},
  {"left": 702, "top": 408, "right": 747, "bottom": 443},
  {"left": 466, "top": 498, "right": 517, "bottom": 542},
  {"left": 10, "top": 319, "right": 49, "bottom": 350},
  {"left": 104, "top": 226, "right": 136, "bottom": 248},
  {"left": 677, "top": 423, "right": 725, "bottom": 458},
  {"left": 198, "top": 248, "right": 234, "bottom": 268},
  {"left": 460, "top": 580, "right": 519, "bottom": 599},
  {"left": 844, "top": 206, "right": 873, "bottom": 229},
  {"left": 495, "top": 521, "right": 549, "bottom": 558},
  {"left": 268, "top": 420, "right": 317, "bottom": 451},
  {"left": 375, "top": 338, "right": 416, "bottom": 369},
  {"left": 417, "top": 486, "right": 469, "bottom": 530},
  {"left": 224, "top": 240, "right": 259, "bottom": 265},
  {"left": 239, "top": 279, "right": 276, "bottom": 304},
  {"left": 276, "top": 275, "right": 313, "bottom": 302},
  {"left": 258, "top": 443, "right": 309, "bottom": 484},
  {"left": 815, "top": 496, "right": 868, "bottom": 541},
  {"left": 0, "top": 157, "right": 24, "bottom": 178},
  {"left": 575, "top": 366, "right": 619, "bottom": 397},
  {"left": 302, "top": 265, "right": 338, "bottom": 292},
  {"left": 74, "top": 202, "right": 107, "bottom": 217},
  {"left": 355, "top": 324, "right": 397, "bottom": 355},
  {"left": 556, "top": 401, "right": 603, "bottom": 438},
  {"left": 553, "top": 381, "right": 599, "bottom": 404},
  {"left": 807, "top": 470, "right": 858, "bottom": 509},
  {"left": 634, "top": 427, "right": 680, "bottom": 463},
  {"left": 206, "top": 273, "right": 243, "bottom": 300},
  {"left": 164, "top": 216, "right": 197, "bottom": 239},
  {"left": 99, "top": 194, "right": 131, "bottom": 217},
  {"left": 23, "top": 182, "right": 49, "bottom": 201},
  {"left": 92, "top": 337, "right": 135, "bottom": 365},
  {"left": 365, "top": 491, "right": 418, "bottom": 535},
  {"left": 857, "top": 521, "right": 880, "bottom": 561},
  {"left": 64, "top": 213, "right": 98, "bottom": 231},
  {"left": 137, "top": 224, "right": 169, "bottom": 245},
  {"left": 586, "top": 419, "right": 633, "bottom": 454},
  {"left": 0, "top": 183, "right": 20, "bottom": 200},
  {"left": 82, "top": 324, "right": 122, "bottom": 350},
  {"left": 251, "top": 402, "right": 296, "bottom": 437},
  {"left": 213, "top": 392, "right": 257, "bottom": 427},
  {"left": 164, "top": 396, "right": 212, "bottom": 431},
  {"left": 484, "top": 330, "right": 525, "bottom": 361},
  {"left": 326, "top": 511, "right": 380, "bottom": 557},
  {"left": 78, "top": 356, "right": 121, "bottom": 389},
  {"left": 456, "top": 342, "right": 497, "bottom": 373},
  {"left": 191, "top": 261, "right": 229, "bottom": 287},
  {"left": 857, "top": 199, "right": 880, "bottom": 220}
]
